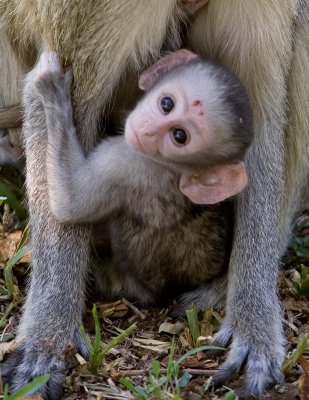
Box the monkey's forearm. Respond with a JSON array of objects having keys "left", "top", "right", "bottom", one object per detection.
[
  {"left": 33, "top": 59, "right": 127, "bottom": 223},
  {"left": 32, "top": 53, "right": 142, "bottom": 225},
  {"left": 43, "top": 94, "right": 91, "bottom": 222},
  {"left": 41, "top": 81, "right": 133, "bottom": 223},
  {"left": 46, "top": 139, "right": 132, "bottom": 224},
  {"left": 44, "top": 95, "right": 132, "bottom": 224}
]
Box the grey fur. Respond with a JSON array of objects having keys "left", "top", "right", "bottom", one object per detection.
[
  {"left": 2, "top": 49, "right": 255, "bottom": 397},
  {"left": 0, "top": 1, "right": 308, "bottom": 399},
  {"left": 181, "top": 1, "right": 309, "bottom": 397},
  {"left": 1, "top": 61, "right": 91, "bottom": 398},
  {"left": 32, "top": 53, "right": 248, "bottom": 306}
]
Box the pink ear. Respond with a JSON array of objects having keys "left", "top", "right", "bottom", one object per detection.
[
  {"left": 138, "top": 49, "right": 199, "bottom": 91},
  {"left": 179, "top": 162, "right": 248, "bottom": 204}
]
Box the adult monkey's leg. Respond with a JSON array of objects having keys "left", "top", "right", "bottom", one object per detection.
[
  {"left": 187, "top": 1, "right": 297, "bottom": 397},
  {"left": 1, "top": 65, "right": 91, "bottom": 399}
]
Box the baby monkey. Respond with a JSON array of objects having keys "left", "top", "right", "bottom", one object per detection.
[{"left": 28, "top": 50, "right": 253, "bottom": 305}]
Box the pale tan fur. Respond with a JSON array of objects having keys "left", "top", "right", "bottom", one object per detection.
[
  {"left": 284, "top": 1, "right": 309, "bottom": 229},
  {"left": 0, "top": 0, "right": 185, "bottom": 148}
]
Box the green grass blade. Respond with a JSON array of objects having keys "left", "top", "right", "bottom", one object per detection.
[
  {"left": 175, "top": 345, "right": 225, "bottom": 367},
  {"left": 283, "top": 333, "right": 309, "bottom": 374},
  {"left": 5, "top": 243, "right": 32, "bottom": 299},
  {"left": 15, "top": 225, "right": 30, "bottom": 252},
  {"left": 186, "top": 304, "right": 201, "bottom": 346},
  {"left": 224, "top": 389, "right": 238, "bottom": 400},
  {"left": 79, "top": 324, "right": 93, "bottom": 352},
  {"left": 100, "top": 323, "right": 136, "bottom": 357},
  {"left": 6, "top": 243, "right": 32, "bottom": 269},
  {"left": 9, "top": 374, "right": 50, "bottom": 399},
  {"left": 0, "top": 179, "right": 27, "bottom": 220}
]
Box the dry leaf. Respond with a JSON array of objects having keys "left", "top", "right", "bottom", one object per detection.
[
  {"left": 0, "top": 230, "right": 22, "bottom": 264},
  {"left": 132, "top": 338, "right": 170, "bottom": 353},
  {"left": 134, "top": 338, "right": 169, "bottom": 346},
  {"left": 299, "top": 356, "right": 309, "bottom": 375},
  {"left": 158, "top": 321, "right": 185, "bottom": 335},
  {"left": 19, "top": 250, "right": 31, "bottom": 264},
  {"left": 297, "top": 356, "right": 309, "bottom": 399},
  {"left": 97, "top": 300, "right": 128, "bottom": 318},
  {"left": 297, "top": 374, "right": 309, "bottom": 400},
  {"left": 112, "top": 310, "right": 129, "bottom": 318},
  {"left": 75, "top": 353, "right": 87, "bottom": 365}
]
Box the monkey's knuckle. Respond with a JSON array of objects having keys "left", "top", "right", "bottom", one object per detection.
[
  {"left": 1, "top": 346, "right": 24, "bottom": 384},
  {"left": 212, "top": 364, "right": 238, "bottom": 388},
  {"left": 39, "top": 52, "right": 61, "bottom": 70},
  {"left": 14, "top": 363, "right": 64, "bottom": 399},
  {"left": 211, "top": 323, "right": 285, "bottom": 398},
  {"left": 34, "top": 72, "right": 54, "bottom": 88},
  {"left": 35, "top": 59, "right": 63, "bottom": 86},
  {"left": 241, "top": 362, "right": 283, "bottom": 399},
  {"left": 242, "top": 346, "right": 284, "bottom": 397},
  {"left": 1, "top": 342, "right": 65, "bottom": 399},
  {"left": 213, "top": 323, "right": 234, "bottom": 347}
]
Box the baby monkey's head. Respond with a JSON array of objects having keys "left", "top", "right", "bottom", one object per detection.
[{"left": 125, "top": 49, "right": 253, "bottom": 205}]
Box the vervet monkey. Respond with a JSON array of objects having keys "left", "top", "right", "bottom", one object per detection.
[
  {"left": 0, "top": 1, "right": 307, "bottom": 398},
  {"left": 32, "top": 51, "right": 252, "bottom": 305}
]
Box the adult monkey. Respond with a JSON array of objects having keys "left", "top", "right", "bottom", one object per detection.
[{"left": 0, "top": 0, "right": 308, "bottom": 398}]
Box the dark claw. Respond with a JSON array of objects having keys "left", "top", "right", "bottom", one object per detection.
[
  {"left": 1, "top": 329, "right": 89, "bottom": 400},
  {"left": 1, "top": 347, "right": 24, "bottom": 385},
  {"left": 73, "top": 329, "right": 90, "bottom": 359}
]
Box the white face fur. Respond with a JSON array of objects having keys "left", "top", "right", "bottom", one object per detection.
[
  {"left": 125, "top": 77, "right": 219, "bottom": 162},
  {"left": 124, "top": 60, "right": 251, "bottom": 205}
]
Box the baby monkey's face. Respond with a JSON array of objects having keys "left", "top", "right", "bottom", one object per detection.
[{"left": 125, "top": 79, "right": 216, "bottom": 164}]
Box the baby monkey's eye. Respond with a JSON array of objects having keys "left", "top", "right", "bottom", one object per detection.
[
  {"left": 160, "top": 97, "right": 174, "bottom": 113},
  {"left": 172, "top": 128, "right": 188, "bottom": 145}
]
